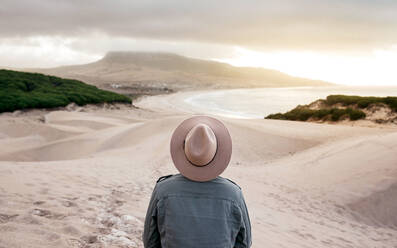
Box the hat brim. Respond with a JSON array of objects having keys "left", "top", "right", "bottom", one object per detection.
[{"left": 170, "top": 116, "right": 232, "bottom": 182}]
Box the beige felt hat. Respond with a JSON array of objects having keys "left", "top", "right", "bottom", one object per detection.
[{"left": 170, "top": 115, "right": 232, "bottom": 182}]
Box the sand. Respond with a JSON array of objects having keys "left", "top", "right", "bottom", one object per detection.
[{"left": 0, "top": 92, "right": 397, "bottom": 248}]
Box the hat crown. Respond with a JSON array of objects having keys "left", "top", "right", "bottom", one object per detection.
[{"left": 184, "top": 123, "right": 217, "bottom": 166}]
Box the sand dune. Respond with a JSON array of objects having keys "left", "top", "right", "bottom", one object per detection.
[
  {"left": 258, "top": 131, "right": 397, "bottom": 227},
  {"left": 0, "top": 95, "right": 397, "bottom": 247}
]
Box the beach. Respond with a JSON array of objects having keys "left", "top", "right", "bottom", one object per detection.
[
  {"left": 135, "top": 86, "right": 397, "bottom": 119},
  {"left": 1, "top": 91, "right": 397, "bottom": 247}
]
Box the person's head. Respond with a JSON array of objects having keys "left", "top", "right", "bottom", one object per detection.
[{"left": 170, "top": 116, "right": 232, "bottom": 182}]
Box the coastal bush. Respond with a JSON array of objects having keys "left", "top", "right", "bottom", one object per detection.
[
  {"left": 265, "top": 106, "right": 366, "bottom": 122},
  {"left": 0, "top": 69, "right": 131, "bottom": 113},
  {"left": 266, "top": 94, "right": 397, "bottom": 123},
  {"left": 266, "top": 113, "right": 286, "bottom": 120},
  {"left": 384, "top": 97, "right": 397, "bottom": 111},
  {"left": 265, "top": 107, "right": 315, "bottom": 121},
  {"left": 348, "top": 108, "right": 366, "bottom": 120},
  {"left": 330, "top": 108, "right": 346, "bottom": 121},
  {"left": 325, "top": 95, "right": 397, "bottom": 111},
  {"left": 312, "top": 109, "right": 331, "bottom": 119},
  {"left": 276, "top": 107, "right": 315, "bottom": 121}
]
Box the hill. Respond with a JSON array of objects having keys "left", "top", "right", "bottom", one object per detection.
[
  {"left": 0, "top": 69, "right": 131, "bottom": 113},
  {"left": 265, "top": 95, "right": 397, "bottom": 124},
  {"left": 26, "top": 51, "right": 333, "bottom": 95}
]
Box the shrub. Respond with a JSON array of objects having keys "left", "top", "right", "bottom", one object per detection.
[
  {"left": 325, "top": 95, "right": 397, "bottom": 110},
  {"left": 330, "top": 108, "right": 346, "bottom": 121},
  {"left": 348, "top": 108, "right": 366, "bottom": 120},
  {"left": 265, "top": 106, "right": 366, "bottom": 122},
  {"left": 265, "top": 113, "right": 286, "bottom": 120},
  {"left": 313, "top": 109, "right": 331, "bottom": 119},
  {"left": 294, "top": 108, "right": 315, "bottom": 121},
  {"left": 266, "top": 94, "right": 391, "bottom": 122},
  {"left": 0, "top": 69, "right": 131, "bottom": 113},
  {"left": 384, "top": 97, "right": 397, "bottom": 111}
]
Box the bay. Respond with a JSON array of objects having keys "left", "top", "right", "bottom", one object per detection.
[{"left": 184, "top": 86, "right": 397, "bottom": 119}]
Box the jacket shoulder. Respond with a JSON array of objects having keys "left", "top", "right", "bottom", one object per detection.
[
  {"left": 156, "top": 174, "right": 174, "bottom": 183},
  {"left": 225, "top": 178, "right": 241, "bottom": 190}
]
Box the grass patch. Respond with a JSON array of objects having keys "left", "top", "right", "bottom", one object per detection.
[
  {"left": 265, "top": 94, "right": 397, "bottom": 122},
  {"left": 266, "top": 106, "right": 366, "bottom": 122},
  {"left": 325, "top": 95, "right": 397, "bottom": 111},
  {"left": 0, "top": 69, "right": 131, "bottom": 113}
]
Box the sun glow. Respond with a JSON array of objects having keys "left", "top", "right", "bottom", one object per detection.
[{"left": 216, "top": 47, "right": 397, "bottom": 86}]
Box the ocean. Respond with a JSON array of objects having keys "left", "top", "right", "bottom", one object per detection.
[{"left": 183, "top": 86, "right": 397, "bottom": 119}]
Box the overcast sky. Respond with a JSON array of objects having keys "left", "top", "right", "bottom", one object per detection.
[{"left": 1, "top": 0, "right": 397, "bottom": 85}]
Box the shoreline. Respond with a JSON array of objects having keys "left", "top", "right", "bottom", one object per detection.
[{"left": 135, "top": 87, "right": 397, "bottom": 129}]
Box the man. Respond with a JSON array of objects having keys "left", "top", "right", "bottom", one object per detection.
[{"left": 143, "top": 116, "right": 252, "bottom": 248}]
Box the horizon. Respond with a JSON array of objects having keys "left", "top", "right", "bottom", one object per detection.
[
  {"left": 1, "top": 0, "right": 397, "bottom": 86},
  {"left": 4, "top": 50, "right": 397, "bottom": 88}
]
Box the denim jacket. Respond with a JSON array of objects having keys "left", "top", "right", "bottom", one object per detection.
[{"left": 143, "top": 174, "right": 252, "bottom": 248}]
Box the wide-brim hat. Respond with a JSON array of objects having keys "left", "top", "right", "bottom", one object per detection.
[{"left": 170, "top": 115, "right": 232, "bottom": 182}]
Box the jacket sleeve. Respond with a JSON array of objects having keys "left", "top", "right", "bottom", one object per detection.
[
  {"left": 234, "top": 190, "right": 252, "bottom": 248},
  {"left": 142, "top": 185, "right": 161, "bottom": 248}
]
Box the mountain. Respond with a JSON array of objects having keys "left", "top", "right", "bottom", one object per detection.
[{"left": 26, "top": 51, "right": 333, "bottom": 94}]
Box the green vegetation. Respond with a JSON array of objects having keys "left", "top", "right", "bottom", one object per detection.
[
  {"left": 0, "top": 69, "right": 131, "bottom": 113},
  {"left": 324, "top": 95, "right": 397, "bottom": 111},
  {"left": 266, "top": 95, "right": 397, "bottom": 122},
  {"left": 266, "top": 106, "right": 366, "bottom": 122},
  {"left": 265, "top": 95, "right": 397, "bottom": 121}
]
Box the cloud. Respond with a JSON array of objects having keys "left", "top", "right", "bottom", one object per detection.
[
  {"left": 0, "top": 35, "right": 237, "bottom": 68},
  {"left": 0, "top": 36, "right": 101, "bottom": 68},
  {"left": 1, "top": 0, "right": 397, "bottom": 51}
]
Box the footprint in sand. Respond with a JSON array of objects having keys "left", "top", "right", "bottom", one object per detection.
[
  {"left": 0, "top": 224, "right": 18, "bottom": 232},
  {"left": 81, "top": 235, "right": 98, "bottom": 244},
  {"left": 88, "top": 196, "right": 97, "bottom": 201},
  {"left": 46, "top": 232, "right": 61, "bottom": 242},
  {"left": 0, "top": 213, "right": 19, "bottom": 224},
  {"left": 33, "top": 200, "right": 46, "bottom": 205},
  {"left": 39, "top": 188, "right": 50, "bottom": 195},
  {"left": 32, "top": 209, "right": 65, "bottom": 220},
  {"left": 66, "top": 235, "right": 99, "bottom": 248},
  {"left": 114, "top": 199, "right": 125, "bottom": 207},
  {"left": 66, "top": 238, "right": 85, "bottom": 248},
  {"left": 62, "top": 225, "right": 81, "bottom": 236},
  {"left": 61, "top": 200, "right": 77, "bottom": 207},
  {"left": 19, "top": 214, "right": 42, "bottom": 225}
]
